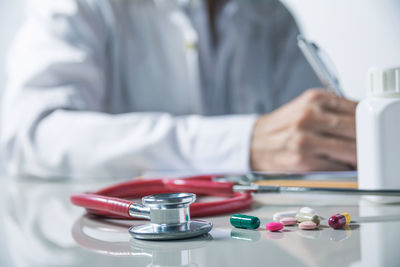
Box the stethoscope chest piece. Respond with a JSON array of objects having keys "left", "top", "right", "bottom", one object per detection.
[
  {"left": 129, "top": 193, "right": 213, "bottom": 240},
  {"left": 129, "top": 220, "right": 213, "bottom": 241}
]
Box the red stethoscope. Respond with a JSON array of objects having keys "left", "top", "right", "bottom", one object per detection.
[{"left": 71, "top": 175, "right": 252, "bottom": 219}]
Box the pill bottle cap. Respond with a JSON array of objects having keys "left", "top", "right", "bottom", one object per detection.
[{"left": 368, "top": 66, "right": 400, "bottom": 97}]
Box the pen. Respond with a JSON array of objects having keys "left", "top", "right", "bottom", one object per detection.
[
  {"left": 233, "top": 184, "right": 400, "bottom": 196},
  {"left": 297, "top": 35, "right": 344, "bottom": 97}
]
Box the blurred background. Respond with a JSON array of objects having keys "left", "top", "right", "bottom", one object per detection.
[
  {"left": 0, "top": 3, "right": 22, "bottom": 266},
  {"left": 0, "top": 0, "right": 24, "bottom": 101},
  {"left": 282, "top": 0, "right": 400, "bottom": 100},
  {"left": 1, "top": 0, "right": 400, "bottom": 101}
]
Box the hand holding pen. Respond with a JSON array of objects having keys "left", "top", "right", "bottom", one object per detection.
[{"left": 249, "top": 36, "right": 357, "bottom": 172}]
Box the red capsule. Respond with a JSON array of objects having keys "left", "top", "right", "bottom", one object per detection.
[{"left": 328, "top": 214, "right": 347, "bottom": 229}]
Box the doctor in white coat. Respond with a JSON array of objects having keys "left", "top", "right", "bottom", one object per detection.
[{"left": 1, "top": 0, "right": 357, "bottom": 179}]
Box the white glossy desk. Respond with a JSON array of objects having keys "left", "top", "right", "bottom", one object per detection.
[{"left": 1, "top": 177, "right": 399, "bottom": 267}]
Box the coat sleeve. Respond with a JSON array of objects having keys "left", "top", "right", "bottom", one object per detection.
[{"left": 1, "top": 0, "right": 257, "bottom": 179}]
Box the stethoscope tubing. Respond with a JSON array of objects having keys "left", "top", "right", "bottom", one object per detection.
[
  {"left": 70, "top": 175, "right": 252, "bottom": 219},
  {"left": 71, "top": 174, "right": 400, "bottom": 220}
]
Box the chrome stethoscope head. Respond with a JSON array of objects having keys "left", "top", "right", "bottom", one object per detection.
[{"left": 129, "top": 193, "right": 213, "bottom": 240}]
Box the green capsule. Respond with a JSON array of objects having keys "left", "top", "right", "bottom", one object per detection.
[
  {"left": 296, "top": 212, "right": 320, "bottom": 225},
  {"left": 230, "top": 214, "right": 260, "bottom": 229}
]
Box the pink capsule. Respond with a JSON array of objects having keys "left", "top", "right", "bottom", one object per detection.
[
  {"left": 279, "top": 217, "right": 297, "bottom": 226},
  {"left": 266, "top": 222, "right": 284, "bottom": 232}
]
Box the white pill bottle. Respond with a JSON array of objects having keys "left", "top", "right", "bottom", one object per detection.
[{"left": 356, "top": 66, "right": 400, "bottom": 191}]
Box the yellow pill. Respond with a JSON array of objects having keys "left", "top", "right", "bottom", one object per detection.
[{"left": 340, "top": 212, "right": 351, "bottom": 224}]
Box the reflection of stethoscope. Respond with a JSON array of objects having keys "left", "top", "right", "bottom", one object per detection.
[
  {"left": 72, "top": 215, "right": 212, "bottom": 266},
  {"left": 71, "top": 175, "right": 252, "bottom": 240}
]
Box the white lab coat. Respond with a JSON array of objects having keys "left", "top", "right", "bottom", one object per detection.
[{"left": 1, "top": 0, "right": 319, "bottom": 179}]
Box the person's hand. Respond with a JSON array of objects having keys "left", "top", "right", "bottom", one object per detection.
[{"left": 250, "top": 89, "right": 357, "bottom": 172}]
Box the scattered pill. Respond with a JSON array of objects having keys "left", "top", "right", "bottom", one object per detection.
[
  {"left": 328, "top": 212, "right": 351, "bottom": 229},
  {"left": 298, "top": 221, "right": 317, "bottom": 230},
  {"left": 299, "top": 207, "right": 316, "bottom": 215},
  {"left": 279, "top": 217, "right": 297, "bottom": 226},
  {"left": 273, "top": 210, "right": 297, "bottom": 221},
  {"left": 230, "top": 214, "right": 260, "bottom": 229},
  {"left": 266, "top": 222, "right": 284, "bottom": 232},
  {"left": 296, "top": 212, "right": 320, "bottom": 225}
]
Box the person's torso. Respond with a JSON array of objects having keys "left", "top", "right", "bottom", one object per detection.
[{"left": 97, "top": 0, "right": 320, "bottom": 115}]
